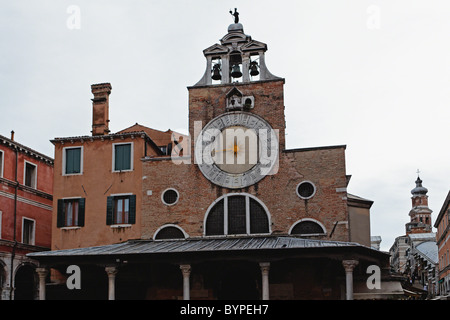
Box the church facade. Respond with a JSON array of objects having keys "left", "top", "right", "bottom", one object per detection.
[{"left": 29, "top": 14, "right": 402, "bottom": 300}]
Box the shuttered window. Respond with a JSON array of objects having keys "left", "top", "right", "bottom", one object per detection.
[
  {"left": 114, "top": 143, "right": 132, "bottom": 171},
  {"left": 106, "top": 194, "right": 136, "bottom": 225},
  {"left": 57, "top": 198, "right": 85, "bottom": 227},
  {"left": 65, "top": 147, "right": 82, "bottom": 174}
]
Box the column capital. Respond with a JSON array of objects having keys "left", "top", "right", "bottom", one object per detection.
[
  {"left": 342, "top": 259, "right": 359, "bottom": 273},
  {"left": 36, "top": 267, "right": 49, "bottom": 300},
  {"left": 36, "top": 267, "right": 49, "bottom": 277},
  {"left": 180, "top": 264, "right": 191, "bottom": 276},
  {"left": 259, "top": 262, "right": 270, "bottom": 275},
  {"left": 105, "top": 266, "right": 118, "bottom": 277}
]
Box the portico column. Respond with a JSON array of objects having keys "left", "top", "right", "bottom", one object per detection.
[
  {"left": 105, "top": 266, "right": 118, "bottom": 300},
  {"left": 342, "top": 260, "right": 359, "bottom": 300},
  {"left": 180, "top": 264, "right": 191, "bottom": 300},
  {"left": 259, "top": 262, "right": 270, "bottom": 300},
  {"left": 36, "top": 267, "right": 48, "bottom": 300}
]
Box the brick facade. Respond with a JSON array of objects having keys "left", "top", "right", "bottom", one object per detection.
[
  {"left": 0, "top": 133, "right": 53, "bottom": 299},
  {"left": 141, "top": 78, "right": 351, "bottom": 243}
]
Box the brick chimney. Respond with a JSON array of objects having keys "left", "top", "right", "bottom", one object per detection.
[{"left": 91, "top": 83, "right": 112, "bottom": 136}]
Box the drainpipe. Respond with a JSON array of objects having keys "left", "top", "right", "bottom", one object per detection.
[{"left": 9, "top": 142, "right": 18, "bottom": 300}]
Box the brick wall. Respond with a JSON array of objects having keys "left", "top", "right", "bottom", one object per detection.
[{"left": 141, "top": 79, "right": 349, "bottom": 241}]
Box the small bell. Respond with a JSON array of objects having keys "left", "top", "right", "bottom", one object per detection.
[
  {"left": 231, "top": 64, "right": 242, "bottom": 78},
  {"left": 249, "top": 61, "right": 259, "bottom": 77},
  {"left": 211, "top": 64, "right": 222, "bottom": 81}
]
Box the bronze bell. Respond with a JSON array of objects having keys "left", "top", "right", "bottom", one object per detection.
[
  {"left": 250, "top": 61, "right": 259, "bottom": 76},
  {"left": 231, "top": 64, "right": 242, "bottom": 78},
  {"left": 211, "top": 64, "right": 222, "bottom": 80}
]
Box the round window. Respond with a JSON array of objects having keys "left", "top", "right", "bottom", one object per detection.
[
  {"left": 162, "top": 189, "right": 179, "bottom": 205},
  {"left": 296, "top": 181, "right": 316, "bottom": 199}
]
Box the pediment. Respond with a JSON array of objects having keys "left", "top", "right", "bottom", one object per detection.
[
  {"left": 203, "top": 43, "right": 229, "bottom": 56},
  {"left": 241, "top": 40, "right": 267, "bottom": 52},
  {"left": 226, "top": 87, "right": 243, "bottom": 98}
]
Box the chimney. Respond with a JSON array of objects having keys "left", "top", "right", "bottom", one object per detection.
[
  {"left": 91, "top": 83, "right": 112, "bottom": 136},
  {"left": 10, "top": 130, "right": 14, "bottom": 141}
]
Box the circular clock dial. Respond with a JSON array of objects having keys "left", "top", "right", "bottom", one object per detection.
[
  {"left": 195, "top": 112, "right": 278, "bottom": 189},
  {"left": 212, "top": 125, "right": 258, "bottom": 174}
]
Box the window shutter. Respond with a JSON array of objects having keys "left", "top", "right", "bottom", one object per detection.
[
  {"left": 115, "top": 144, "right": 131, "bottom": 171},
  {"left": 66, "top": 148, "right": 81, "bottom": 174},
  {"left": 122, "top": 144, "right": 131, "bottom": 170},
  {"left": 114, "top": 146, "right": 123, "bottom": 171},
  {"left": 78, "top": 198, "right": 85, "bottom": 227},
  {"left": 128, "top": 195, "right": 136, "bottom": 224},
  {"left": 106, "top": 196, "right": 114, "bottom": 225},
  {"left": 57, "top": 199, "right": 65, "bottom": 227}
]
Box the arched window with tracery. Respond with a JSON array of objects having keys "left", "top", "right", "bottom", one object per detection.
[{"left": 204, "top": 194, "right": 271, "bottom": 236}]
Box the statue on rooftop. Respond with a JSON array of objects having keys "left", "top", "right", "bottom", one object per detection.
[{"left": 229, "top": 8, "right": 239, "bottom": 23}]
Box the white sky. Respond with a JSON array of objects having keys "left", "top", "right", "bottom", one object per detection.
[{"left": 1, "top": 1, "right": 449, "bottom": 251}]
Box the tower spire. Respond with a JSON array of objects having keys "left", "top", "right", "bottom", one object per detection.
[{"left": 406, "top": 174, "right": 432, "bottom": 234}]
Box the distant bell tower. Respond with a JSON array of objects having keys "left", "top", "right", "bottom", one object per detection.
[{"left": 405, "top": 174, "right": 433, "bottom": 234}]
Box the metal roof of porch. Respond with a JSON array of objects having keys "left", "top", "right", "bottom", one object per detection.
[{"left": 28, "top": 236, "right": 385, "bottom": 259}]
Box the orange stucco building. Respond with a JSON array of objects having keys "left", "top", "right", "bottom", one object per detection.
[{"left": 50, "top": 83, "right": 183, "bottom": 250}]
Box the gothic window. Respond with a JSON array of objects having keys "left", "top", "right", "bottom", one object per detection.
[
  {"left": 204, "top": 194, "right": 270, "bottom": 236},
  {"left": 290, "top": 219, "right": 326, "bottom": 236},
  {"left": 154, "top": 225, "right": 186, "bottom": 240}
]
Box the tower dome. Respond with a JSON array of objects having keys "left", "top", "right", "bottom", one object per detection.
[{"left": 411, "top": 176, "right": 428, "bottom": 196}]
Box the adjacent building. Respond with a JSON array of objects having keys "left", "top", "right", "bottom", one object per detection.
[
  {"left": 434, "top": 190, "right": 450, "bottom": 297},
  {"left": 0, "top": 132, "right": 53, "bottom": 299},
  {"left": 390, "top": 176, "right": 438, "bottom": 298},
  {"left": 50, "top": 82, "right": 184, "bottom": 250}
]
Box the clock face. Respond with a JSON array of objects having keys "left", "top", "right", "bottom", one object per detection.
[{"left": 195, "top": 112, "right": 279, "bottom": 189}]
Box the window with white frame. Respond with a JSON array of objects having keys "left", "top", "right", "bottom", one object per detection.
[
  {"left": 0, "top": 150, "right": 4, "bottom": 178},
  {"left": 204, "top": 194, "right": 270, "bottom": 236},
  {"left": 112, "top": 143, "right": 133, "bottom": 172},
  {"left": 22, "top": 218, "right": 35, "bottom": 245},
  {"left": 289, "top": 219, "right": 326, "bottom": 236},
  {"left": 63, "top": 146, "right": 83, "bottom": 175},
  {"left": 154, "top": 225, "right": 187, "bottom": 240},
  {"left": 24, "top": 161, "right": 37, "bottom": 188}
]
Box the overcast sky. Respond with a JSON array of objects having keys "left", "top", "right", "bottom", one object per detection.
[{"left": 1, "top": 1, "right": 449, "bottom": 251}]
